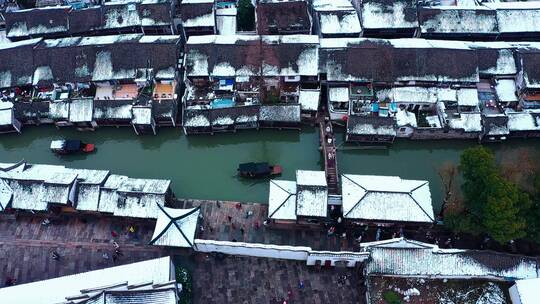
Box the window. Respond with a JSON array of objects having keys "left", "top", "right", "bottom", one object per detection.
[{"left": 399, "top": 127, "right": 406, "bottom": 132}]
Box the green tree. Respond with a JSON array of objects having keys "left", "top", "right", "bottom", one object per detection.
[
  {"left": 448, "top": 146, "right": 531, "bottom": 243},
  {"left": 237, "top": 0, "right": 255, "bottom": 31},
  {"left": 459, "top": 146, "right": 498, "bottom": 216},
  {"left": 482, "top": 176, "right": 528, "bottom": 243}
]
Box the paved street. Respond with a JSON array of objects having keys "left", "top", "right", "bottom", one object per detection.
[
  {"left": 0, "top": 208, "right": 366, "bottom": 304},
  {"left": 190, "top": 253, "right": 364, "bottom": 304},
  {"left": 175, "top": 199, "right": 358, "bottom": 251},
  {"left": 0, "top": 212, "right": 169, "bottom": 286}
]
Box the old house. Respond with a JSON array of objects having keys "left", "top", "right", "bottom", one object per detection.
[
  {"left": 98, "top": 174, "right": 173, "bottom": 219},
  {"left": 506, "top": 110, "right": 540, "bottom": 138},
  {"left": 0, "top": 163, "right": 78, "bottom": 211},
  {"left": 268, "top": 170, "right": 328, "bottom": 224},
  {"left": 360, "top": 0, "right": 417, "bottom": 38},
  {"left": 361, "top": 238, "right": 539, "bottom": 281},
  {"left": 515, "top": 46, "right": 540, "bottom": 110},
  {"left": 311, "top": 0, "right": 361, "bottom": 38},
  {"left": 510, "top": 278, "right": 540, "bottom": 304},
  {"left": 4, "top": 0, "right": 176, "bottom": 41},
  {"left": 320, "top": 38, "right": 479, "bottom": 142},
  {"left": 216, "top": 6, "right": 236, "bottom": 35},
  {"left": 483, "top": 2, "right": 540, "bottom": 41},
  {"left": 256, "top": 0, "right": 311, "bottom": 35},
  {"left": 183, "top": 34, "right": 318, "bottom": 134},
  {"left": 180, "top": 0, "right": 215, "bottom": 38},
  {"left": 0, "top": 257, "right": 180, "bottom": 304},
  {"left": 341, "top": 174, "right": 434, "bottom": 226},
  {"left": 0, "top": 101, "right": 21, "bottom": 133}
]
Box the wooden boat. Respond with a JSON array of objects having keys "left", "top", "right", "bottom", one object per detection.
[
  {"left": 238, "top": 162, "right": 282, "bottom": 178},
  {"left": 50, "top": 139, "right": 95, "bottom": 155}
]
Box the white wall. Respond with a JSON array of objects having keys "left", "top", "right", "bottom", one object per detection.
[
  {"left": 509, "top": 284, "right": 522, "bottom": 304},
  {"left": 195, "top": 239, "right": 369, "bottom": 267},
  {"left": 194, "top": 239, "right": 310, "bottom": 260},
  {"left": 307, "top": 251, "right": 370, "bottom": 268}
]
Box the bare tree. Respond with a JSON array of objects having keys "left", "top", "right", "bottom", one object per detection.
[{"left": 437, "top": 161, "right": 458, "bottom": 217}]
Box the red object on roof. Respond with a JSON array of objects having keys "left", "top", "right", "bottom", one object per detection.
[{"left": 342, "top": 115, "right": 349, "bottom": 121}]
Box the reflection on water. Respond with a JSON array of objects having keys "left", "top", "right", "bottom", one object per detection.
[{"left": 0, "top": 126, "right": 538, "bottom": 212}]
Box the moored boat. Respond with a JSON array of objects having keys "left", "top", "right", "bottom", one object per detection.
[
  {"left": 238, "top": 162, "right": 282, "bottom": 178},
  {"left": 50, "top": 139, "right": 95, "bottom": 155}
]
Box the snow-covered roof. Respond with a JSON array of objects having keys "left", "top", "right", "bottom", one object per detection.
[
  {"left": 216, "top": 9, "right": 236, "bottom": 35},
  {"left": 131, "top": 106, "right": 153, "bottom": 125},
  {"left": 268, "top": 180, "right": 297, "bottom": 220},
  {"left": 68, "top": 98, "right": 93, "bottom": 123},
  {"left": 0, "top": 257, "right": 174, "bottom": 304},
  {"left": 456, "top": 88, "right": 479, "bottom": 107},
  {"left": 362, "top": 238, "right": 539, "bottom": 280},
  {"left": 0, "top": 179, "right": 12, "bottom": 211},
  {"left": 296, "top": 170, "right": 327, "bottom": 218},
  {"left": 298, "top": 89, "right": 320, "bottom": 111},
  {"left": 448, "top": 112, "right": 482, "bottom": 132},
  {"left": 511, "top": 278, "right": 540, "bottom": 304},
  {"left": 183, "top": 12, "right": 215, "bottom": 27},
  {"left": 150, "top": 206, "right": 200, "bottom": 248},
  {"left": 49, "top": 101, "right": 70, "bottom": 120},
  {"left": 259, "top": 104, "right": 301, "bottom": 122},
  {"left": 347, "top": 117, "right": 397, "bottom": 136},
  {"left": 328, "top": 87, "right": 349, "bottom": 102},
  {"left": 341, "top": 175, "right": 434, "bottom": 223},
  {"left": 361, "top": 0, "right": 417, "bottom": 30},
  {"left": 419, "top": 6, "right": 498, "bottom": 35},
  {"left": 395, "top": 109, "right": 417, "bottom": 128},
  {"left": 485, "top": 2, "right": 540, "bottom": 34},
  {"left": 1, "top": 164, "right": 77, "bottom": 210},
  {"left": 506, "top": 111, "right": 540, "bottom": 132},
  {"left": 296, "top": 170, "right": 327, "bottom": 186},
  {"left": 495, "top": 79, "right": 517, "bottom": 103},
  {"left": 377, "top": 87, "right": 438, "bottom": 104},
  {"left": 319, "top": 10, "right": 361, "bottom": 35},
  {"left": 98, "top": 174, "right": 171, "bottom": 219},
  {"left": 184, "top": 114, "right": 211, "bottom": 127},
  {"left": 312, "top": 0, "right": 354, "bottom": 11},
  {"left": 0, "top": 101, "right": 14, "bottom": 126}
]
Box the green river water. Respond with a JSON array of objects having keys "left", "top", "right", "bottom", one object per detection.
[{"left": 1, "top": 126, "right": 539, "bottom": 213}]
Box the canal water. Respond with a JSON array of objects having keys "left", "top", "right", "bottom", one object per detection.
[{"left": 0, "top": 126, "right": 539, "bottom": 213}]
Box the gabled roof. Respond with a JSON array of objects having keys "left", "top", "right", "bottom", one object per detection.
[
  {"left": 256, "top": 0, "right": 311, "bottom": 35},
  {"left": 418, "top": 6, "right": 498, "bottom": 36},
  {"left": 259, "top": 104, "right": 301, "bottom": 122},
  {"left": 296, "top": 170, "right": 327, "bottom": 218},
  {"left": 69, "top": 98, "right": 94, "bottom": 123},
  {"left": 484, "top": 2, "right": 540, "bottom": 34},
  {"left": 517, "top": 48, "right": 540, "bottom": 89},
  {"left": 0, "top": 39, "right": 41, "bottom": 89},
  {"left": 318, "top": 10, "right": 361, "bottom": 36},
  {"left": 511, "top": 278, "right": 540, "bottom": 304},
  {"left": 468, "top": 43, "right": 517, "bottom": 76},
  {"left": 0, "top": 178, "right": 12, "bottom": 211},
  {"left": 5, "top": 6, "right": 70, "bottom": 38},
  {"left": 361, "top": 0, "right": 417, "bottom": 30},
  {"left": 0, "top": 257, "right": 174, "bottom": 304},
  {"left": 320, "top": 38, "right": 479, "bottom": 83},
  {"left": 341, "top": 174, "right": 434, "bottom": 223},
  {"left": 268, "top": 180, "right": 297, "bottom": 220},
  {"left": 180, "top": 0, "right": 215, "bottom": 28},
  {"left": 150, "top": 206, "right": 200, "bottom": 248},
  {"left": 362, "top": 238, "right": 539, "bottom": 280},
  {"left": 347, "top": 115, "right": 396, "bottom": 136}
]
